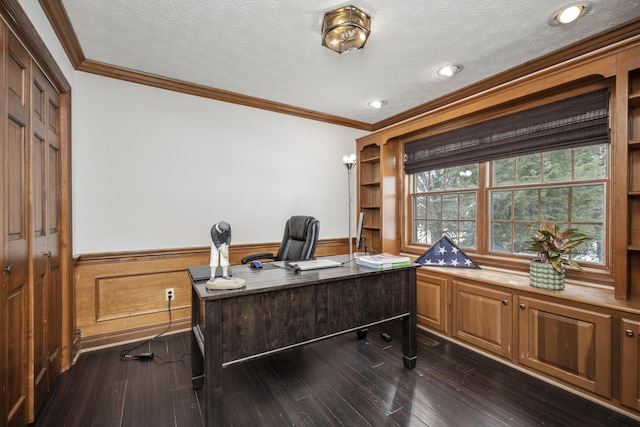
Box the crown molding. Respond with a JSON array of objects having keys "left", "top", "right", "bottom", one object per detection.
[
  {"left": 37, "top": 0, "right": 373, "bottom": 131},
  {"left": 32, "top": 1, "right": 640, "bottom": 132},
  {"left": 76, "top": 58, "right": 372, "bottom": 130},
  {"left": 38, "top": 0, "right": 84, "bottom": 68},
  {"left": 371, "top": 18, "right": 640, "bottom": 131}
]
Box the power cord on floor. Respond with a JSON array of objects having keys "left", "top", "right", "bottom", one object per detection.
[
  {"left": 154, "top": 352, "right": 190, "bottom": 365},
  {"left": 119, "top": 295, "right": 174, "bottom": 361}
]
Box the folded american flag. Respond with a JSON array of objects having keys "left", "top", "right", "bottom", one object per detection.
[{"left": 416, "top": 235, "right": 480, "bottom": 269}]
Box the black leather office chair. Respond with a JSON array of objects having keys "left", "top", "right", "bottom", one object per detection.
[{"left": 241, "top": 216, "right": 320, "bottom": 264}]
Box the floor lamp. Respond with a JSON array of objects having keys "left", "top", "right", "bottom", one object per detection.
[{"left": 343, "top": 154, "right": 356, "bottom": 259}]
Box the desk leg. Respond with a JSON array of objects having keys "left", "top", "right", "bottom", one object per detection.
[
  {"left": 203, "top": 300, "right": 224, "bottom": 427},
  {"left": 191, "top": 288, "right": 204, "bottom": 390},
  {"left": 403, "top": 269, "right": 417, "bottom": 369},
  {"left": 402, "top": 314, "right": 417, "bottom": 369}
]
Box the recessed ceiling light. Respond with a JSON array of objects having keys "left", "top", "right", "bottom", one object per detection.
[
  {"left": 550, "top": 3, "right": 591, "bottom": 26},
  {"left": 368, "top": 100, "right": 386, "bottom": 109},
  {"left": 437, "top": 64, "right": 463, "bottom": 77}
]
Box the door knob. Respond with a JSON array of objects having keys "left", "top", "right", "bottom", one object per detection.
[
  {"left": 626, "top": 329, "right": 635, "bottom": 337},
  {"left": 44, "top": 251, "right": 52, "bottom": 257},
  {"left": 519, "top": 304, "right": 526, "bottom": 310},
  {"left": 502, "top": 300, "right": 508, "bottom": 305},
  {"left": 4, "top": 264, "right": 14, "bottom": 273}
]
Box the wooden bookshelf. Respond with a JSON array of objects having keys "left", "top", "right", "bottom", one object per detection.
[
  {"left": 358, "top": 144, "right": 382, "bottom": 252},
  {"left": 629, "top": 68, "right": 640, "bottom": 296}
]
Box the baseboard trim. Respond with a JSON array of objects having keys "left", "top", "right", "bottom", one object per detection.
[{"left": 79, "top": 318, "right": 191, "bottom": 352}]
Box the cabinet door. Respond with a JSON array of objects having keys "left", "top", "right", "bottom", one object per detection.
[
  {"left": 453, "top": 280, "right": 513, "bottom": 359},
  {"left": 416, "top": 270, "right": 449, "bottom": 333},
  {"left": 621, "top": 319, "right": 640, "bottom": 410},
  {"left": 518, "top": 297, "right": 611, "bottom": 398}
]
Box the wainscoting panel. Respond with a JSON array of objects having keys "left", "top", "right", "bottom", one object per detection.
[
  {"left": 96, "top": 270, "right": 190, "bottom": 321},
  {"left": 75, "top": 239, "right": 348, "bottom": 350}
]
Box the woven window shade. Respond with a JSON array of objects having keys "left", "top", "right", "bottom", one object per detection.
[{"left": 404, "top": 88, "right": 610, "bottom": 175}]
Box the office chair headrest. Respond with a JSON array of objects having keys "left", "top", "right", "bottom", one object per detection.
[{"left": 287, "top": 216, "right": 312, "bottom": 240}]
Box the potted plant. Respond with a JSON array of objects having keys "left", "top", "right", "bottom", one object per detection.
[{"left": 525, "top": 222, "right": 591, "bottom": 290}]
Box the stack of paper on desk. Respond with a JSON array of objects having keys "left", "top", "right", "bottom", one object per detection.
[{"left": 356, "top": 253, "right": 412, "bottom": 269}]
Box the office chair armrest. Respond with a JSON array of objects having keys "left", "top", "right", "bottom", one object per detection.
[{"left": 241, "top": 253, "right": 277, "bottom": 264}]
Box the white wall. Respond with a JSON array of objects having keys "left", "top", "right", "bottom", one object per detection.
[
  {"left": 73, "top": 73, "right": 367, "bottom": 254},
  {"left": 20, "top": 1, "right": 367, "bottom": 255}
]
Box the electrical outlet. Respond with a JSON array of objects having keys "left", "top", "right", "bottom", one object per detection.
[{"left": 165, "top": 288, "right": 174, "bottom": 301}]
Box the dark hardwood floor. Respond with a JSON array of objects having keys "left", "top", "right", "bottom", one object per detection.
[{"left": 32, "top": 322, "right": 640, "bottom": 426}]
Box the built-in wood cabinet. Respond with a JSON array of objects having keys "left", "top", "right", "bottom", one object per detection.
[
  {"left": 415, "top": 268, "right": 640, "bottom": 415},
  {"left": 517, "top": 297, "right": 611, "bottom": 398},
  {"left": 357, "top": 21, "right": 640, "bottom": 422},
  {"left": 621, "top": 318, "right": 640, "bottom": 410},
  {"left": 628, "top": 68, "right": 640, "bottom": 298},
  {"left": 452, "top": 280, "right": 513, "bottom": 360},
  {"left": 358, "top": 143, "right": 382, "bottom": 252},
  {"left": 356, "top": 138, "right": 401, "bottom": 255}
]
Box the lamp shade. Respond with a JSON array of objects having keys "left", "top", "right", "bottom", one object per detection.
[{"left": 322, "top": 6, "right": 371, "bottom": 53}]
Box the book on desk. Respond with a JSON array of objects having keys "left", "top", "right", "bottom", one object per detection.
[{"left": 355, "top": 253, "right": 412, "bottom": 270}]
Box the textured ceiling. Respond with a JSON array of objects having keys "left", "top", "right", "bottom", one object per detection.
[{"left": 60, "top": 0, "right": 640, "bottom": 125}]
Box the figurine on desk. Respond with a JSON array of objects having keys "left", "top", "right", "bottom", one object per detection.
[{"left": 206, "top": 221, "right": 246, "bottom": 290}]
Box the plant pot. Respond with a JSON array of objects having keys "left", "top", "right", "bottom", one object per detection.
[{"left": 529, "top": 259, "right": 565, "bottom": 290}]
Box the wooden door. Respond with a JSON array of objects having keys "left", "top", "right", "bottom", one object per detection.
[
  {"left": 45, "top": 73, "right": 62, "bottom": 391},
  {"left": 30, "top": 63, "right": 64, "bottom": 417},
  {"left": 2, "top": 29, "right": 30, "bottom": 427}
]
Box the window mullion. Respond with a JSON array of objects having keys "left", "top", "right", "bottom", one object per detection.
[{"left": 477, "top": 162, "right": 489, "bottom": 256}]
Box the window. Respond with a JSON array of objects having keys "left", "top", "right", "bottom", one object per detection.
[
  {"left": 409, "top": 144, "right": 608, "bottom": 267},
  {"left": 406, "top": 88, "right": 610, "bottom": 274},
  {"left": 490, "top": 144, "right": 606, "bottom": 264},
  {"left": 412, "top": 164, "right": 479, "bottom": 249}
]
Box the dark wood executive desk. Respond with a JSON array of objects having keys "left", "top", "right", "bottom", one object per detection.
[{"left": 189, "top": 256, "right": 418, "bottom": 427}]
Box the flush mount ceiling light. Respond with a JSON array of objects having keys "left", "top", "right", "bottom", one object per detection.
[
  {"left": 368, "top": 100, "right": 386, "bottom": 109},
  {"left": 550, "top": 3, "right": 591, "bottom": 25},
  {"left": 322, "top": 5, "right": 371, "bottom": 54},
  {"left": 437, "top": 64, "right": 463, "bottom": 77}
]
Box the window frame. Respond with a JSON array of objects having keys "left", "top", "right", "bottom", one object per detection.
[
  {"left": 410, "top": 164, "right": 480, "bottom": 250},
  {"left": 404, "top": 150, "right": 613, "bottom": 287}
]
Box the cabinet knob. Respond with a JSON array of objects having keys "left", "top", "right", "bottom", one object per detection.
[
  {"left": 4, "top": 264, "right": 13, "bottom": 273},
  {"left": 626, "top": 329, "right": 635, "bottom": 337},
  {"left": 502, "top": 300, "right": 508, "bottom": 305},
  {"left": 519, "top": 303, "right": 525, "bottom": 310},
  {"left": 44, "top": 251, "right": 52, "bottom": 257}
]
